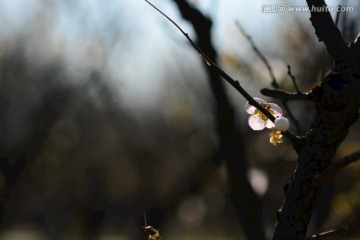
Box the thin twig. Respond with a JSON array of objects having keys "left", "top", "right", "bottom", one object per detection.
[
  {"left": 235, "top": 21, "right": 278, "bottom": 88},
  {"left": 235, "top": 21, "right": 302, "bottom": 134},
  {"left": 335, "top": 5, "right": 342, "bottom": 26},
  {"left": 307, "top": 226, "right": 360, "bottom": 239},
  {"left": 287, "top": 65, "right": 300, "bottom": 93},
  {"left": 144, "top": 211, "right": 147, "bottom": 226},
  {"left": 261, "top": 88, "right": 310, "bottom": 101},
  {"left": 144, "top": 0, "right": 299, "bottom": 143}
]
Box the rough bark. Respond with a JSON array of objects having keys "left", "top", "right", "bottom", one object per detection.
[{"left": 273, "top": 74, "right": 360, "bottom": 239}]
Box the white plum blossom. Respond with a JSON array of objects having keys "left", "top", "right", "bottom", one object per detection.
[
  {"left": 275, "top": 117, "right": 290, "bottom": 132},
  {"left": 244, "top": 98, "right": 283, "bottom": 131}
]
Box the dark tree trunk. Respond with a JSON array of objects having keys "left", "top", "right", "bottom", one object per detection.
[{"left": 172, "top": 1, "right": 266, "bottom": 239}]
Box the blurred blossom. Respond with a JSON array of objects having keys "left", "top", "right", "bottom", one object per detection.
[
  {"left": 178, "top": 195, "right": 207, "bottom": 227},
  {"left": 247, "top": 168, "right": 269, "bottom": 196}
]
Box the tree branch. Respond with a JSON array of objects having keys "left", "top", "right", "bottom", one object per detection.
[
  {"left": 334, "top": 5, "right": 341, "bottom": 27},
  {"left": 287, "top": 65, "right": 300, "bottom": 93},
  {"left": 315, "top": 150, "right": 360, "bottom": 185},
  {"left": 235, "top": 21, "right": 278, "bottom": 88},
  {"left": 305, "top": 0, "right": 349, "bottom": 60},
  {"left": 260, "top": 88, "right": 311, "bottom": 102},
  {"left": 144, "top": 0, "right": 299, "bottom": 144}
]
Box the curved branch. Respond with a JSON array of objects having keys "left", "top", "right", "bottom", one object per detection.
[
  {"left": 315, "top": 150, "right": 360, "bottom": 186},
  {"left": 261, "top": 89, "right": 311, "bottom": 102}
]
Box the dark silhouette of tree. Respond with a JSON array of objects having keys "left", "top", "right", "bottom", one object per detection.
[
  {"left": 270, "top": 1, "right": 360, "bottom": 238},
  {"left": 170, "top": 1, "right": 266, "bottom": 240}
]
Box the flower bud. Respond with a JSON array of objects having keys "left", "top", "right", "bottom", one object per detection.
[{"left": 274, "top": 117, "right": 290, "bottom": 132}]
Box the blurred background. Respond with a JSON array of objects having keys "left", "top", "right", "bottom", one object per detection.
[{"left": 0, "top": 0, "right": 359, "bottom": 239}]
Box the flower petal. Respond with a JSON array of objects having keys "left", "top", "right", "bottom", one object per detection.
[
  {"left": 245, "top": 98, "right": 267, "bottom": 114},
  {"left": 268, "top": 103, "right": 283, "bottom": 116},
  {"left": 248, "top": 115, "right": 266, "bottom": 130},
  {"left": 253, "top": 97, "right": 267, "bottom": 104},
  {"left": 265, "top": 120, "right": 275, "bottom": 129},
  {"left": 244, "top": 103, "right": 257, "bottom": 114}
]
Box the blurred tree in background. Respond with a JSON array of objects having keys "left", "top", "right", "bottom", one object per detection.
[{"left": 0, "top": 0, "right": 359, "bottom": 239}]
